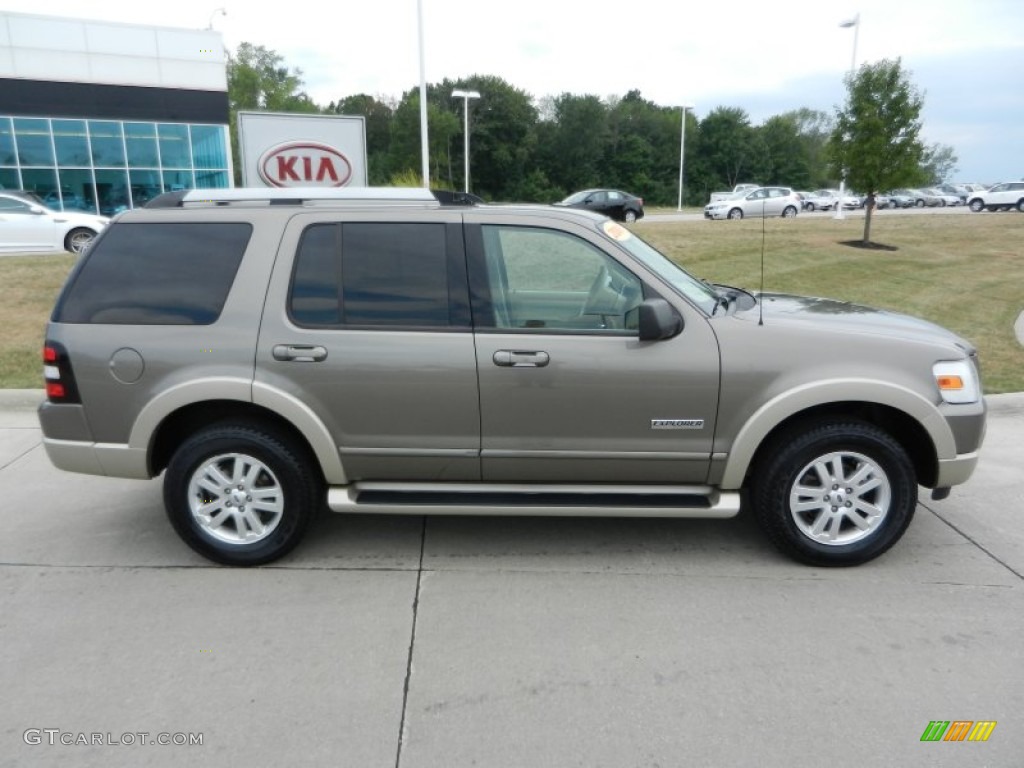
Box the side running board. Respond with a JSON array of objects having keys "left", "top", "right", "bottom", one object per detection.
[{"left": 326, "top": 482, "right": 741, "bottom": 518}]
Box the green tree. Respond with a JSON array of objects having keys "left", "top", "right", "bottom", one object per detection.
[
  {"left": 697, "top": 107, "right": 767, "bottom": 193},
  {"left": 326, "top": 94, "right": 396, "bottom": 184},
  {"left": 827, "top": 58, "right": 927, "bottom": 244},
  {"left": 226, "top": 43, "right": 319, "bottom": 183},
  {"left": 919, "top": 143, "right": 959, "bottom": 184}
]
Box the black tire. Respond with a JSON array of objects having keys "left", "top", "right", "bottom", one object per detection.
[
  {"left": 163, "top": 424, "right": 320, "bottom": 566},
  {"left": 728, "top": 207, "right": 743, "bottom": 220},
  {"left": 64, "top": 227, "right": 97, "bottom": 254},
  {"left": 782, "top": 205, "right": 798, "bottom": 218},
  {"left": 1017, "top": 200, "right": 1024, "bottom": 213},
  {"left": 752, "top": 420, "right": 916, "bottom": 566},
  {"left": 624, "top": 209, "right": 638, "bottom": 223},
  {"left": 806, "top": 202, "right": 816, "bottom": 212},
  {"left": 968, "top": 198, "right": 984, "bottom": 212},
  {"left": 915, "top": 199, "right": 924, "bottom": 208}
]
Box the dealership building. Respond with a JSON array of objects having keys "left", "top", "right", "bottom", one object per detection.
[{"left": 0, "top": 11, "right": 231, "bottom": 214}]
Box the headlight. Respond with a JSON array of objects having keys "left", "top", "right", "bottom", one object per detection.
[{"left": 933, "top": 360, "right": 980, "bottom": 404}]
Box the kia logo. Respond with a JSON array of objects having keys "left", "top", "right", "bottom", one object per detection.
[{"left": 257, "top": 142, "right": 353, "bottom": 188}]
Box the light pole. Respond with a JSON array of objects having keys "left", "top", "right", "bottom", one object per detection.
[
  {"left": 417, "top": 0, "right": 429, "bottom": 187},
  {"left": 834, "top": 12, "right": 860, "bottom": 220},
  {"left": 677, "top": 104, "right": 695, "bottom": 212},
  {"left": 452, "top": 89, "right": 481, "bottom": 193}
]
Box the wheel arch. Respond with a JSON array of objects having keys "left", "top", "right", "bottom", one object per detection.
[
  {"left": 720, "top": 381, "right": 951, "bottom": 490},
  {"left": 135, "top": 379, "right": 346, "bottom": 483}
]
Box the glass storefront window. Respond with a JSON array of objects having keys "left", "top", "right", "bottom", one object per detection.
[
  {"left": 0, "top": 168, "right": 21, "bottom": 190},
  {"left": 124, "top": 123, "right": 160, "bottom": 168},
  {"left": 1, "top": 116, "right": 228, "bottom": 210},
  {"left": 53, "top": 120, "right": 90, "bottom": 166},
  {"left": 191, "top": 125, "right": 226, "bottom": 169},
  {"left": 129, "top": 168, "right": 163, "bottom": 206},
  {"left": 52, "top": 168, "right": 98, "bottom": 213},
  {"left": 89, "top": 121, "right": 126, "bottom": 167},
  {"left": 0, "top": 118, "right": 16, "bottom": 166},
  {"left": 95, "top": 168, "right": 130, "bottom": 215},
  {"left": 20, "top": 167, "right": 59, "bottom": 200},
  {"left": 195, "top": 170, "right": 229, "bottom": 189},
  {"left": 163, "top": 169, "right": 195, "bottom": 192},
  {"left": 159, "top": 124, "right": 191, "bottom": 168},
  {"left": 14, "top": 118, "right": 55, "bottom": 166}
]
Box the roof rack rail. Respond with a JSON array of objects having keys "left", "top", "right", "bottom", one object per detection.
[{"left": 145, "top": 187, "right": 441, "bottom": 209}]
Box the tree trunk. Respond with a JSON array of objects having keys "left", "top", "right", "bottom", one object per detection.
[{"left": 862, "top": 192, "right": 875, "bottom": 244}]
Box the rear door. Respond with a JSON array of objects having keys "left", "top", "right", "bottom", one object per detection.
[
  {"left": 256, "top": 210, "right": 481, "bottom": 482},
  {"left": 465, "top": 213, "right": 721, "bottom": 484}
]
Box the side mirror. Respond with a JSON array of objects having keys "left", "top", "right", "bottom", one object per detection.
[
  {"left": 636, "top": 298, "right": 683, "bottom": 341},
  {"left": 29, "top": 205, "right": 47, "bottom": 215}
]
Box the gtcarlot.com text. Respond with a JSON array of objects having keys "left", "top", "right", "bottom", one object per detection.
[{"left": 23, "top": 729, "right": 203, "bottom": 747}]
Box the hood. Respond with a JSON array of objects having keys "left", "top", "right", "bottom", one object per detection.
[{"left": 744, "top": 293, "right": 976, "bottom": 354}]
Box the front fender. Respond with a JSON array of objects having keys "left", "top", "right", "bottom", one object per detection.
[{"left": 718, "top": 378, "right": 953, "bottom": 489}]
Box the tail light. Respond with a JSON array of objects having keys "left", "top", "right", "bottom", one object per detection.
[{"left": 43, "top": 341, "right": 81, "bottom": 403}]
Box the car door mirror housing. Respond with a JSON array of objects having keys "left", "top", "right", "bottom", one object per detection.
[{"left": 636, "top": 298, "right": 683, "bottom": 341}]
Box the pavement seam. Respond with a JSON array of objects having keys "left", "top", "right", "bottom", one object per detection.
[
  {"left": 394, "top": 515, "right": 427, "bottom": 768},
  {"left": 0, "top": 440, "right": 40, "bottom": 472},
  {"left": 921, "top": 501, "right": 1024, "bottom": 582}
]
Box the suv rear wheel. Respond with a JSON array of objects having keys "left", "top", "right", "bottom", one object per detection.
[
  {"left": 753, "top": 420, "right": 916, "bottom": 566},
  {"left": 163, "top": 424, "right": 320, "bottom": 565}
]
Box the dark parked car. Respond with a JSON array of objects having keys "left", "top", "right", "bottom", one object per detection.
[{"left": 555, "top": 189, "right": 645, "bottom": 222}]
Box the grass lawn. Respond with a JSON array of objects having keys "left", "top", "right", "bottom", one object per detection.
[{"left": 1, "top": 212, "right": 1021, "bottom": 392}]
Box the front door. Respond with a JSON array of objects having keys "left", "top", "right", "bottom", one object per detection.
[{"left": 465, "top": 216, "right": 720, "bottom": 484}]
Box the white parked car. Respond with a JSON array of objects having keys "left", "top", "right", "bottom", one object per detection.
[
  {"left": 967, "top": 181, "right": 1024, "bottom": 213},
  {"left": 704, "top": 186, "right": 801, "bottom": 220},
  {"left": 0, "top": 192, "right": 109, "bottom": 254},
  {"left": 923, "top": 187, "right": 961, "bottom": 207}
]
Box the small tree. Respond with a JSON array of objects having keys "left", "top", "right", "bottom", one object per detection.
[{"left": 828, "top": 58, "right": 926, "bottom": 244}]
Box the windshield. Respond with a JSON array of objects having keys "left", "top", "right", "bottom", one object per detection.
[
  {"left": 560, "top": 191, "right": 592, "bottom": 205},
  {"left": 600, "top": 221, "right": 719, "bottom": 314}
]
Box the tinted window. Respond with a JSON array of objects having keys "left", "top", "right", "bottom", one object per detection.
[
  {"left": 289, "top": 223, "right": 453, "bottom": 328},
  {"left": 55, "top": 223, "right": 251, "bottom": 324}
]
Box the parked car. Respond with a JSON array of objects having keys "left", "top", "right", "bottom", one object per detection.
[
  {"left": 708, "top": 183, "right": 761, "bottom": 204},
  {"left": 885, "top": 191, "right": 915, "bottom": 209},
  {"left": 923, "top": 188, "right": 961, "bottom": 207},
  {"left": 794, "top": 191, "right": 814, "bottom": 211},
  {"left": 842, "top": 192, "right": 865, "bottom": 210},
  {"left": 937, "top": 183, "right": 968, "bottom": 203},
  {"left": 555, "top": 188, "right": 644, "bottom": 222},
  {"left": 0, "top": 191, "right": 109, "bottom": 254},
  {"left": 704, "top": 187, "right": 801, "bottom": 220},
  {"left": 802, "top": 189, "right": 841, "bottom": 212},
  {"left": 37, "top": 186, "right": 985, "bottom": 567},
  {"left": 893, "top": 188, "right": 941, "bottom": 208},
  {"left": 966, "top": 181, "right": 1024, "bottom": 212}
]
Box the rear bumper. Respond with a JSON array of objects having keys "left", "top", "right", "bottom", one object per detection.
[{"left": 42, "top": 438, "right": 150, "bottom": 479}]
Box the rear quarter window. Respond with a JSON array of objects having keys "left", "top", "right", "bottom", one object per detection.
[{"left": 54, "top": 222, "right": 252, "bottom": 324}]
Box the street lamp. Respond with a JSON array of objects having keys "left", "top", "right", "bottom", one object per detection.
[
  {"left": 834, "top": 12, "right": 860, "bottom": 220},
  {"left": 677, "top": 104, "right": 695, "bottom": 212},
  {"left": 451, "top": 89, "right": 481, "bottom": 193}
]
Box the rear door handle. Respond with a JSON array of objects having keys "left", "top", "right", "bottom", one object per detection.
[
  {"left": 273, "top": 344, "right": 328, "bottom": 362},
  {"left": 493, "top": 350, "right": 550, "bottom": 368}
]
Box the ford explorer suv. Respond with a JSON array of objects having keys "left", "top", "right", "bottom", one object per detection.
[{"left": 38, "top": 187, "right": 986, "bottom": 567}]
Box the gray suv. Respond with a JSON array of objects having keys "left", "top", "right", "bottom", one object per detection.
[{"left": 38, "top": 188, "right": 986, "bottom": 566}]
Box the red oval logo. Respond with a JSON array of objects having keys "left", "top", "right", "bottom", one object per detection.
[{"left": 257, "top": 141, "right": 353, "bottom": 188}]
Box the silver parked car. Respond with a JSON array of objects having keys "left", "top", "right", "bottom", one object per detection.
[
  {"left": 38, "top": 187, "right": 986, "bottom": 567},
  {"left": 704, "top": 186, "right": 801, "bottom": 220}
]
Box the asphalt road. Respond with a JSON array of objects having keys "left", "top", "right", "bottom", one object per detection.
[{"left": 1, "top": 390, "right": 1021, "bottom": 768}]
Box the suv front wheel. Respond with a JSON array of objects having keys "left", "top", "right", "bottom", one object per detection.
[
  {"left": 163, "top": 424, "right": 320, "bottom": 565},
  {"left": 753, "top": 420, "right": 916, "bottom": 566}
]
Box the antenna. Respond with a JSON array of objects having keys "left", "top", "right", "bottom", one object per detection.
[{"left": 759, "top": 197, "right": 766, "bottom": 326}]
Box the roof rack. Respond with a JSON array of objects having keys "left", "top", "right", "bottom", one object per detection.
[{"left": 145, "top": 187, "right": 444, "bottom": 209}]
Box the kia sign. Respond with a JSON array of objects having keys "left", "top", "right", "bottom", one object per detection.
[
  {"left": 238, "top": 111, "right": 367, "bottom": 188},
  {"left": 258, "top": 142, "right": 352, "bottom": 187}
]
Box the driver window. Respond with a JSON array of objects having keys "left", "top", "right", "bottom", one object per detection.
[{"left": 480, "top": 225, "right": 642, "bottom": 333}]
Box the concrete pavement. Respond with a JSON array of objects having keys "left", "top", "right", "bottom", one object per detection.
[{"left": 1, "top": 390, "right": 1021, "bottom": 767}]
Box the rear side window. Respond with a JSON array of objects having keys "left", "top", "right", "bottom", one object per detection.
[
  {"left": 289, "top": 222, "right": 465, "bottom": 328},
  {"left": 54, "top": 222, "right": 251, "bottom": 324}
]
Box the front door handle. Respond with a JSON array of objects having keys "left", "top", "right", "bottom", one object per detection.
[
  {"left": 493, "top": 350, "right": 550, "bottom": 368},
  {"left": 272, "top": 344, "right": 328, "bottom": 362}
]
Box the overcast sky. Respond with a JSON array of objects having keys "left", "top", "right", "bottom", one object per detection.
[{"left": 4, "top": 0, "right": 1022, "bottom": 182}]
